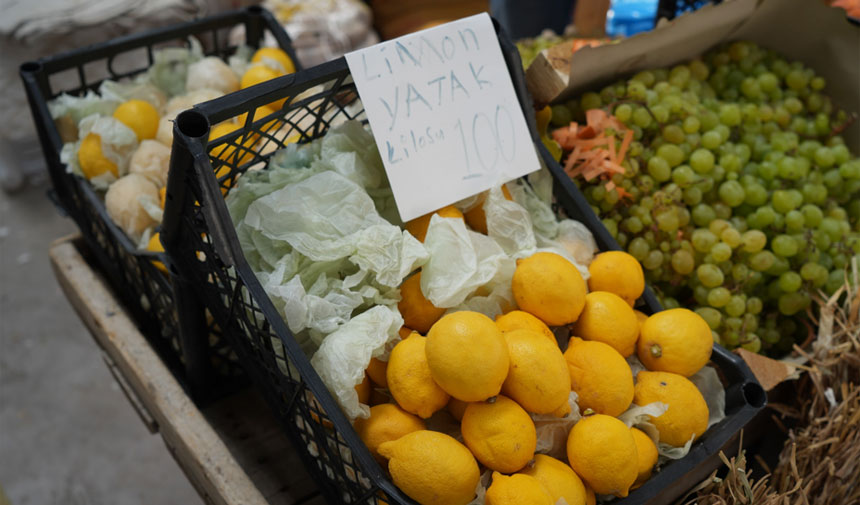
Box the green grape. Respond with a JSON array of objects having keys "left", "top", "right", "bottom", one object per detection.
[
  {"left": 825, "top": 270, "right": 845, "bottom": 295},
  {"left": 784, "top": 210, "right": 805, "bottom": 232},
  {"left": 725, "top": 295, "right": 746, "bottom": 317},
  {"left": 689, "top": 148, "right": 715, "bottom": 174},
  {"left": 671, "top": 250, "right": 695, "bottom": 274},
  {"left": 628, "top": 237, "right": 650, "bottom": 261},
  {"left": 814, "top": 147, "right": 835, "bottom": 168},
  {"left": 731, "top": 263, "right": 749, "bottom": 283},
  {"left": 713, "top": 202, "right": 732, "bottom": 220},
  {"left": 647, "top": 156, "right": 672, "bottom": 182},
  {"left": 581, "top": 92, "right": 602, "bottom": 110},
  {"left": 767, "top": 255, "right": 791, "bottom": 276},
  {"left": 697, "top": 263, "right": 725, "bottom": 288},
  {"left": 657, "top": 144, "right": 685, "bottom": 168},
  {"left": 741, "top": 335, "right": 762, "bottom": 353},
  {"left": 656, "top": 209, "right": 680, "bottom": 232},
  {"left": 719, "top": 104, "right": 742, "bottom": 126},
  {"left": 711, "top": 242, "right": 732, "bottom": 262},
  {"left": 778, "top": 292, "right": 809, "bottom": 315},
  {"left": 820, "top": 217, "right": 844, "bottom": 242},
  {"left": 692, "top": 204, "right": 717, "bottom": 227},
  {"left": 701, "top": 130, "right": 723, "bottom": 149},
  {"left": 771, "top": 190, "right": 798, "bottom": 214},
  {"left": 683, "top": 116, "right": 701, "bottom": 134},
  {"left": 550, "top": 105, "right": 573, "bottom": 127},
  {"left": 749, "top": 250, "right": 776, "bottom": 271},
  {"left": 785, "top": 69, "right": 809, "bottom": 91},
  {"left": 757, "top": 72, "right": 778, "bottom": 92},
  {"left": 708, "top": 219, "right": 731, "bottom": 236},
  {"left": 692, "top": 229, "right": 718, "bottom": 252},
  {"left": 602, "top": 218, "right": 618, "bottom": 237},
  {"left": 720, "top": 227, "right": 742, "bottom": 248},
  {"left": 718, "top": 180, "right": 745, "bottom": 207},
  {"left": 743, "top": 183, "right": 768, "bottom": 206},
  {"left": 663, "top": 124, "right": 686, "bottom": 144},
  {"left": 832, "top": 144, "right": 851, "bottom": 164},
  {"left": 778, "top": 271, "right": 802, "bottom": 292},
  {"left": 772, "top": 234, "right": 799, "bottom": 257},
  {"left": 643, "top": 250, "right": 664, "bottom": 270},
  {"left": 800, "top": 204, "right": 824, "bottom": 227},
  {"left": 741, "top": 230, "right": 767, "bottom": 252},
  {"left": 614, "top": 103, "right": 633, "bottom": 122},
  {"left": 746, "top": 297, "right": 763, "bottom": 315},
  {"left": 623, "top": 216, "right": 644, "bottom": 234},
  {"left": 707, "top": 287, "right": 731, "bottom": 307},
  {"left": 671, "top": 165, "right": 696, "bottom": 186},
  {"left": 696, "top": 307, "right": 722, "bottom": 330},
  {"left": 633, "top": 107, "right": 653, "bottom": 128}
]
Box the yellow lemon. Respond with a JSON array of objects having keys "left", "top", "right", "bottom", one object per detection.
[
  {"left": 353, "top": 403, "right": 425, "bottom": 462},
  {"left": 236, "top": 104, "right": 279, "bottom": 141},
  {"left": 637, "top": 308, "right": 713, "bottom": 377},
  {"left": 158, "top": 186, "right": 167, "bottom": 209},
  {"left": 464, "top": 184, "right": 513, "bottom": 235},
  {"left": 461, "top": 395, "right": 536, "bottom": 473},
  {"left": 566, "top": 414, "right": 638, "bottom": 498},
  {"left": 405, "top": 204, "right": 464, "bottom": 242},
  {"left": 447, "top": 397, "right": 469, "bottom": 421},
  {"left": 378, "top": 430, "right": 479, "bottom": 505},
  {"left": 146, "top": 232, "right": 168, "bottom": 275},
  {"left": 113, "top": 99, "right": 159, "bottom": 140},
  {"left": 386, "top": 333, "right": 449, "bottom": 418},
  {"left": 630, "top": 428, "right": 658, "bottom": 488},
  {"left": 502, "top": 329, "right": 570, "bottom": 414},
  {"left": 495, "top": 310, "right": 555, "bottom": 342},
  {"left": 571, "top": 291, "right": 639, "bottom": 357},
  {"left": 251, "top": 47, "right": 296, "bottom": 74},
  {"left": 520, "top": 454, "right": 587, "bottom": 505},
  {"left": 634, "top": 371, "right": 709, "bottom": 447},
  {"left": 634, "top": 309, "right": 649, "bottom": 329},
  {"left": 512, "top": 252, "right": 587, "bottom": 326},
  {"left": 78, "top": 133, "right": 118, "bottom": 180},
  {"left": 398, "top": 326, "right": 414, "bottom": 339},
  {"left": 210, "top": 122, "right": 255, "bottom": 167},
  {"left": 240, "top": 64, "right": 286, "bottom": 109},
  {"left": 587, "top": 251, "right": 645, "bottom": 306},
  {"left": 366, "top": 357, "right": 388, "bottom": 388},
  {"left": 398, "top": 272, "right": 445, "bottom": 334},
  {"left": 485, "top": 472, "right": 553, "bottom": 505},
  {"left": 355, "top": 373, "right": 371, "bottom": 405},
  {"left": 563, "top": 337, "right": 633, "bottom": 417},
  {"left": 425, "top": 311, "right": 510, "bottom": 402}
]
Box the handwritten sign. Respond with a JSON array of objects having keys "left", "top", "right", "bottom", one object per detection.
[{"left": 345, "top": 13, "right": 541, "bottom": 222}]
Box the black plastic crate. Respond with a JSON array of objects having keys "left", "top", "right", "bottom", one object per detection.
[
  {"left": 20, "top": 6, "right": 301, "bottom": 402},
  {"left": 162, "top": 21, "right": 766, "bottom": 505}
]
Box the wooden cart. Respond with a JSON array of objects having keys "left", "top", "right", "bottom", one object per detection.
[{"left": 50, "top": 235, "right": 326, "bottom": 505}]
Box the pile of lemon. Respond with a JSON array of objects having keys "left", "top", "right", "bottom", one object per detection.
[{"left": 352, "top": 223, "right": 714, "bottom": 505}]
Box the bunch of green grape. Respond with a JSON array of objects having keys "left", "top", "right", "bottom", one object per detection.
[
  {"left": 550, "top": 40, "right": 860, "bottom": 355},
  {"left": 516, "top": 32, "right": 565, "bottom": 69}
]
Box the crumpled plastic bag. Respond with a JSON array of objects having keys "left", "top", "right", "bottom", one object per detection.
[
  {"left": 484, "top": 185, "right": 537, "bottom": 257},
  {"left": 421, "top": 215, "right": 508, "bottom": 308},
  {"left": 49, "top": 90, "right": 118, "bottom": 126},
  {"left": 99, "top": 79, "right": 167, "bottom": 111},
  {"left": 60, "top": 114, "right": 139, "bottom": 189},
  {"left": 310, "top": 305, "right": 403, "bottom": 420},
  {"left": 313, "top": 119, "right": 386, "bottom": 190},
  {"left": 533, "top": 392, "right": 581, "bottom": 460}
]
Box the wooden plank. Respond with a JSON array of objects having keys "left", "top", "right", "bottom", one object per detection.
[{"left": 49, "top": 235, "right": 324, "bottom": 505}]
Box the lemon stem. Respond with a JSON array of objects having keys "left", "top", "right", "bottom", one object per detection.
[
  {"left": 582, "top": 408, "right": 595, "bottom": 416},
  {"left": 486, "top": 396, "right": 497, "bottom": 404},
  {"left": 650, "top": 344, "right": 662, "bottom": 358}
]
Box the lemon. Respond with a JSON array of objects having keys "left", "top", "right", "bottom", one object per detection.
[
  {"left": 587, "top": 251, "right": 645, "bottom": 306},
  {"left": 236, "top": 104, "right": 279, "bottom": 141},
  {"left": 251, "top": 47, "right": 296, "bottom": 74},
  {"left": 485, "top": 472, "right": 553, "bottom": 505},
  {"left": 502, "top": 329, "right": 570, "bottom": 414},
  {"left": 566, "top": 414, "right": 638, "bottom": 498},
  {"left": 634, "top": 309, "right": 649, "bottom": 328},
  {"left": 425, "top": 311, "right": 510, "bottom": 402},
  {"left": 461, "top": 395, "right": 536, "bottom": 473},
  {"left": 158, "top": 186, "right": 167, "bottom": 209},
  {"left": 398, "top": 272, "right": 445, "bottom": 334},
  {"left": 210, "top": 122, "right": 255, "bottom": 167},
  {"left": 113, "top": 99, "right": 159, "bottom": 140},
  {"left": 563, "top": 337, "right": 633, "bottom": 417},
  {"left": 447, "top": 397, "right": 469, "bottom": 421},
  {"left": 464, "top": 184, "right": 512, "bottom": 235},
  {"left": 634, "top": 371, "right": 709, "bottom": 447},
  {"left": 512, "top": 252, "right": 586, "bottom": 326},
  {"left": 355, "top": 373, "right": 371, "bottom": 405},
  {"left": 366, "top": 357, "right": 388, "bottom": 388},
  {"left": 405, "top": 205, "right": 464, "bottom": 242},
  {"left": 240, "top": 64, "right": 286, "bottom": 109},
  {"left": 78, "top": 133, "right": 118, "bottom": 180},
  {"left": 630, "top": 427, "right": 658, "bottom": 488},
  {"left": 571, "top": 291, "right": 639, "bottom": 357},
  {"left": 495, "top": 310, "right": 555, "bottom": 342},
  {"left": 520, "top": 454, "right": 587, "bottom": 505},
  {"left": 386, "top": 332, "right": 449, "bottom": 418},
  {"left": 353, "top": 403, "right": 425, "bottom": 462},
  {"left": 378, "top": 430, "right": 479, "bottom": 505},
  {"left": 146, "top": 232, "right": 168, "bottom": 274},
  {"left": 637, "top": 308, "right": 713, "bottom": 377}
]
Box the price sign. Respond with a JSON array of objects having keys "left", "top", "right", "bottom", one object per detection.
[{"left": 345, "top": 13, "right": 540, "bottom": 222}]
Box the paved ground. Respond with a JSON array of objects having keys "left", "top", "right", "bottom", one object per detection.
[{"left": 0, "top": 181, "right": 202, "bottom": 505}]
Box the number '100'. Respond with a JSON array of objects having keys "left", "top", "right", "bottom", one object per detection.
[{"left": 455, "top": 105, "right": 516, "bottom": 179}]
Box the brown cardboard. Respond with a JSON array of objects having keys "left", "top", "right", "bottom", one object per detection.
[
  {"left": 526, "top": 0, "right": 860, "bottom": 149},
  {"left": 734, "top": 348, "right": 798, "bottom": 391}
]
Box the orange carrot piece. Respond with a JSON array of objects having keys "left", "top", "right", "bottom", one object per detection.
[{"left": 617, "top": 129, "right": 634, "bottom": 166}]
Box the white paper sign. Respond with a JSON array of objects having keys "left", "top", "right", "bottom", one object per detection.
[{"left": 345, "top": 13, "right": 541, "bottom": 222}]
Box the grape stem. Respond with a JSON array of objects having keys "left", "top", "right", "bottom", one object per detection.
[{"left": 830, "top": 111, "right": 858, "bottom": 137}]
